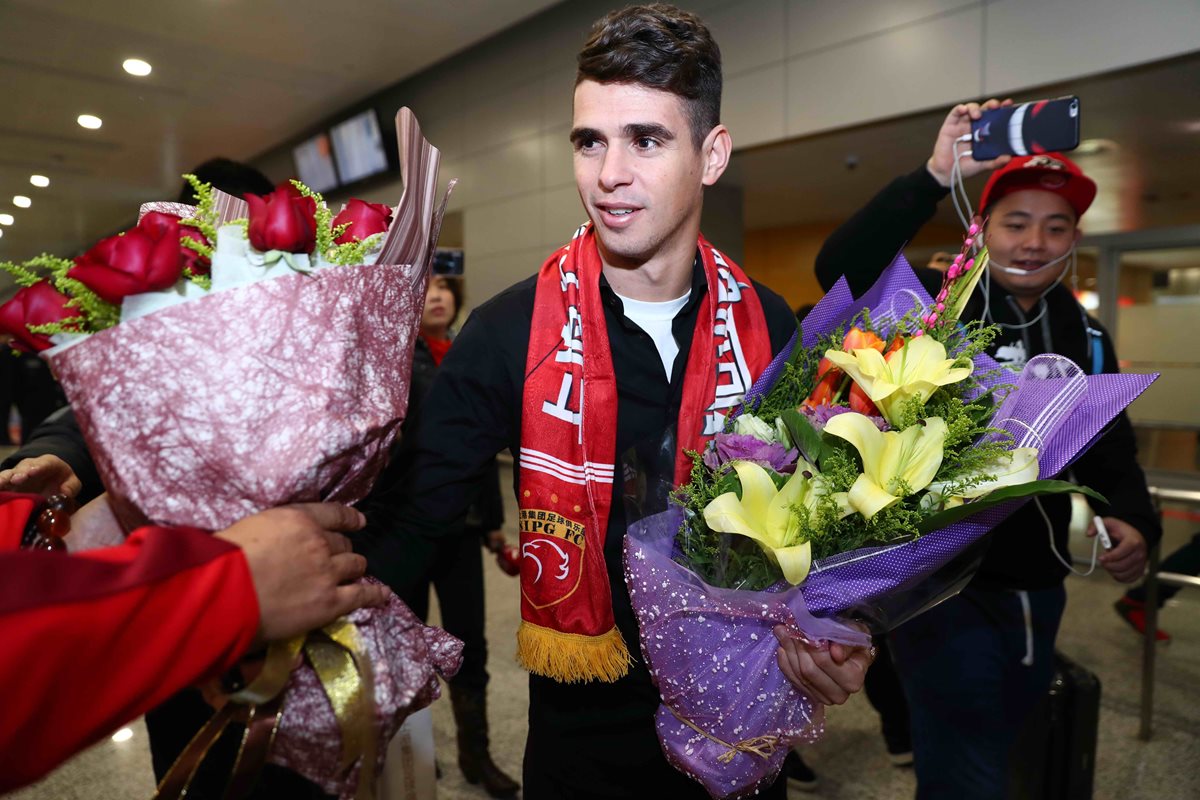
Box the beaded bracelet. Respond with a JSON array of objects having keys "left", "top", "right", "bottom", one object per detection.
[{"left": 20, "top": 494, "right": 73, "bottom": 551}]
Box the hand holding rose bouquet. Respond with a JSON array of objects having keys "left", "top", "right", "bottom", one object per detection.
[
  {"left": 622, "top": 239, "right": 1158, "bottom": 798},
  {"left": 0, "top": 110, "right": 461, "bottom": 799}
]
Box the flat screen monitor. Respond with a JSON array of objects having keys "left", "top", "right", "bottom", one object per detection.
[
  {"left": 292, "top": 133, "right": 339, "bottom": 194},
  {"left": 330, "top": 110, "right": 391, "bottom": 185},
  {"left": 433, "top": 248, "right": 464, "bottom": 276}
]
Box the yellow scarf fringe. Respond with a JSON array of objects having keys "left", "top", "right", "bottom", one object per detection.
[{"left": 516, "top": 621, "right": 632, "bottom": 683}]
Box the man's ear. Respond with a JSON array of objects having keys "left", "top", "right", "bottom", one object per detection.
[{"left": 701, "top": 124, "right": 732, "bottom": 187}]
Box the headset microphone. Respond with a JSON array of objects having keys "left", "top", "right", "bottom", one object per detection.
[{"left": 988, "top": 247, "right": 1074, "bottom": 276}]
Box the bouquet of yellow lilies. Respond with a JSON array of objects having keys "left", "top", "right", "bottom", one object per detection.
[
  {"left": 622, "top": 242, "right": 1158, "bottom": 799},
  {"left": 674, "top": 236, "right": 1092, "bottom": 591}
]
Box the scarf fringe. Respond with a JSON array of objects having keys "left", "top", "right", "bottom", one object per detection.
[{"left": 516, "top": 622, "right": 632, "bottom": 683}]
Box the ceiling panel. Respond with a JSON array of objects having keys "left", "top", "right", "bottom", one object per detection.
[{"left": 0, "top": 0, "right": 562, "bottom": 260}]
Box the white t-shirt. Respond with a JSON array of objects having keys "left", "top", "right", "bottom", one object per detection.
[{"left": 613, "top": 290, "right": 692, "bottom": 380}]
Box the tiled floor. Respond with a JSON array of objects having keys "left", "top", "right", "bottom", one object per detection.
[{"left": 9, "top": 468, "right": 1199, "bottom": 799}]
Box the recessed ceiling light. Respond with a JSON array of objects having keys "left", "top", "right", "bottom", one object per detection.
[
  {"left": 78, "top": 114, "right": 103, "bottom": 130},
  {"left": 12, "top": 195, "right": 31, "bottom": 209},
  {"left": 0, "top": 214, "right": 13, "bottom": 225},
  {"left": 111, "top": 728, "right": 134, "bottom": 743},
  {"left": 123, "top": 58, "right": 152, "bottom": 77},
  {"left": 30, "top": 175, "right": 49, "bottom": 188}
]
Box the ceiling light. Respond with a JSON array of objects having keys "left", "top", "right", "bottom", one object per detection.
[
  {"left": 0, "top": 214, "right": 13, "bottom": 225},
  {"left": 12, "top": 195, "right": 31, "bottom": 208},
  {"left": 0, "top": 229, "right": 4, "bottom": 238},
  {"left": 123, "top": 58, "right": 152, "bottom": 77},
  {"left": 111, "top": 728, "right": 134, "bottom": 743},
  {"left": 77, "top": 114, "right": 103, "bottom": 130},
  {"left": 30, "top": 175, "right": 49, "bottom": 188}
]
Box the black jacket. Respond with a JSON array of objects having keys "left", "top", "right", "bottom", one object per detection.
[
  {"left": 814, "top": 165, "right": 1161, "bottom": 590},
  {"left": 356, "top": 255, "right": 797, "bottom": 795},
  {"left": 0, "top": 407, "right": 103, "bottom": 505},
  {"left": 403, "top": 335, "right": 505, "bottom": 535}
]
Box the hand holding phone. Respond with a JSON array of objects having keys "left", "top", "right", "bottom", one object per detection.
[
  {"left": 971, "top": 96, "right": 1081, "bottom": 161},
  {"left": 926, "top": 99, "right": 1012, "bottom": 187}
]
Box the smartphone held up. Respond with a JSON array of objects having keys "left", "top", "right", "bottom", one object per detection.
[{"left": 971, "top": 96, "right": 1081, "bottom": 161}]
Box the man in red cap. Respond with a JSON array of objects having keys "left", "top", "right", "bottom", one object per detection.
[{"left": 815, "top": 100, "right": 1158, "bottom": 799}]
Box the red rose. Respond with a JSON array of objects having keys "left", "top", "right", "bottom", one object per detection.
[
  {"left": 139, "top": 211, "right": 211, "bottom": 276},
  {"left": 0, "top": 282, "right": 77, "bottom": 353},
  {"left": 69, "top": 213, "right": 190, "bottom": 304},
  {"left": 246, "top": 185, "right": 317, "bottom": 254},
  {"left": 332, "top": 199, "right": 392, "bottom": 245},
  {"left": 179, "top": 226, "right": 211, "bottom": 276}
]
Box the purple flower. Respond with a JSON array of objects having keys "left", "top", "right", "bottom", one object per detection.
[
  {"left": 703, "top": 433, "right": 799, "bottom": 473},
  {"left": 801, "top": 404, "right": 889, "bottom": 432}
]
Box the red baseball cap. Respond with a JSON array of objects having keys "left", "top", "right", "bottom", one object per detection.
[{"left": 978, "top": 153, "right": 1097, "bottom": 219}]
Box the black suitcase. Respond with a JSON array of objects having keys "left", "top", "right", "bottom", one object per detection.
[{"left": 1008, "top": 651, "right": 1101, "bottom": 800}]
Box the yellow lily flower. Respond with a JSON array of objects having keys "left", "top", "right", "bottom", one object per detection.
[
  {"left": 823, "top": 335, "right": 973, "bottom": 426},
  {"left": 823, "top": 413, "right": 948, "bottom": 519},
  {"left": 702, "top": 460, "right": 823, "bottom": 584},
  {"left": 922, "top": 447, "right": 1040, "bottom": 509}
]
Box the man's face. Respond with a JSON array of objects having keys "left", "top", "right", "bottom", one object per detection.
[
  {"left": 571, "top": 80, "right": 720, "bottom": 269},
  {"left": 983, "top": 189, "right": 1081, "bottom": 300}
]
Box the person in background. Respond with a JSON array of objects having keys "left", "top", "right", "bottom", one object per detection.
[
  {"left": 1114, "top": 532, "right": 1200, "bottom": 642},
  {"left": 392, "top": 269, "right": 520, "bottom": 798},
  {"left": 0, "top": 494, "right": 388, "bottom": 793},
  {"left": 813, "top": 100, "right": 1160, "bottom": 800},
  {"left": 926, "top": 251, "right": 954, "bottom": 272}
]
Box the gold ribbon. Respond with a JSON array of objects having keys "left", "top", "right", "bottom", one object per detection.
[
  {"left": 152, "top": 621, "right": 378, "bottom": 800},
  {"left": 670, "top": 708, "right": 782, "bottom": 765},
  {"left": 305, "top": 620, "right": 378, "bottom": 800}
]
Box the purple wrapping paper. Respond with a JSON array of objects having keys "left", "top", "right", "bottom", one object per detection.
[
  {"left": 47, "top": 263, "right": 426, "bottom": 532},
  {"left": 269, "top": 583, "right": 462, "bottom": 799},
  {"left": 626, "top": 255, "right": 1158, "bottom": 798},
  {"left": 625, "top": 512, "right": 869, "bottom": 799}
]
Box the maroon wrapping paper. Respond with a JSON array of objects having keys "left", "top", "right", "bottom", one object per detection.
[
  {"left": 269, "top": 585, "right": 463, "bottom": 798},
  {"left": 47, "top": 263, "right": 426, "bottom": 532}
]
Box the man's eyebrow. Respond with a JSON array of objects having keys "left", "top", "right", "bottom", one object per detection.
[
  {"left": 624, "top": 122, "right": 674, "bottom": 141},
  {"left": 1000, "top": 210, "right": 1074, "bottom": 223},
  {"left": 569, "top": 127, "right": 600, "bottom": 146}
]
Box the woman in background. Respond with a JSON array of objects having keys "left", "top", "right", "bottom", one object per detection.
[{"left": 397, "top": 272, "right": 520, "bottom": 798}]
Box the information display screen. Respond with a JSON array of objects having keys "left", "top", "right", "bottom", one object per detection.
[
  {"left": 292, "top": 133, "right": 339, "bottom": 193},
  {"left": 330, "top": 110, "right": 390, "bottom": 185}
]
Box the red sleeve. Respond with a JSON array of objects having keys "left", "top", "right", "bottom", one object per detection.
[{"left": 0, "top": 507, "right": 260, "bottom": 792}]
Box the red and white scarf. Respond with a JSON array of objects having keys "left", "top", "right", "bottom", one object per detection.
[{"left": 517, "top": 224, "right": 773, "bottom": 683}]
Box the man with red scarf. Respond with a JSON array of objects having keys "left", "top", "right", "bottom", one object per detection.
[
  {"left": 359, "top": 6, "right": 873, "bottom": 797},
  {"left": 0, "top": 494, "right": 385, "bottom": 792}
]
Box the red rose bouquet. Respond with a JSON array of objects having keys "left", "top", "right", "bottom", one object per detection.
[{"left": 0, "top": 109, "right": 461, "bottom": 798}]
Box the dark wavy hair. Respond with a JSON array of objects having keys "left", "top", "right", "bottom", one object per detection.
[{"left": 576, "top": 4, "right": 722, "bottom": 148}]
